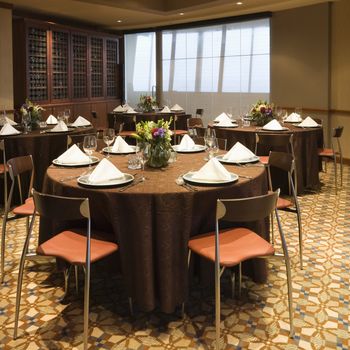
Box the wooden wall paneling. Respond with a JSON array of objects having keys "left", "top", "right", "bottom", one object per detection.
[
  {"left": 91, "top": 102, "right": 107, "bottom": 129},
  {"left": 73, "top": 103, "right": 91, "bottom": 122}
]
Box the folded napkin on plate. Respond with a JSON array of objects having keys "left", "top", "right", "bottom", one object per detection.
[
  {"left": 298, "top": 116, "right": 318, "bottom": 127},
  {"left": 0, "top": 116, "right": 17, "bottom": 126},
  {"left": 126, "top": 107, "right": 137, "bottom": 114},
  {"left": 113, "top": 105, "right": 125, "bottom": 112},
  {"left": 51, "top": 120, "right": 68, "bottom": 132},
  {"left": 177, "top": 134, "right": 196, "bottom": 150},
  {"left": 171, "top": 103, "right": 184, "bottom": 111},
  {"left": 111, "top": 136, "right": 134, "bottom": 153},
  {"left": 88, "top": 158, "right": 124, "bottom": 184},
  {"left": 223, "top": 141, "right": 256, "bottom": 162},
  {"left": 71, "top": 116, "right": 91, "bottom": 127},
  {"left": 192, "top": 158, "right": 231, "bottom": 181},
  {"left": 160, "top": 106, "right": 171, "bottom": 113},
  {"left": 0, "top": 123, "right": 20, "bottom": 135},
  {"left": 214, "top": 112, "right": 231, "bottom": 123},
  {"left": 263, "top": 119, "right": 283, "bottom": 131},
  {"left": 285, "top": 112, "right": 302, "bottom": 122},
  {"left": 215, "top": 119, "right": 236, "bottom": 127},
  {"left": 46, "top": 115, "right": 58, "bottom": 124},
  {"left": 56, "top": 144, "right": 90, "bottom": 164}
]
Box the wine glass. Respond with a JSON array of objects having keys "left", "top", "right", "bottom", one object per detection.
[
  {"left": 136, "top": 142, "right": 150, "bottom": 181},
  {"left": 22, "top": 112, "right": 31, "bottom": 134},
  {"left": 206, "top": 137, "right": 218, "bottom": 160},
  {"left": 103, "top": 128, "right": 115, "bottom": 158},
  {"left": 64, "top": 109, "right": 70, "bottom": 125},
  {"left": 83, "top": 135, "right": 97, "bottom": 169},
  {"left": 204, "top": 127, "right": 216, "bottom": 143},
  {"left": 57, "top": 111, "right": 65, "bottom": 123},
  {"left": 0, "top": 109, "right": 6, "bottom": 126}
]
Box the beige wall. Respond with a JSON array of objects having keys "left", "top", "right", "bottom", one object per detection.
[
  {"left": 0, "top": 7, "right": 14, "bottom": 117},
  {"left": 331, "top": 0, "right": 350, "bottom": 159}
]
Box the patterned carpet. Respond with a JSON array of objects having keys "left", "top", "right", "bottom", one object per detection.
[{"left": 0, "top": 166, "right": 349, "bottom": 350}]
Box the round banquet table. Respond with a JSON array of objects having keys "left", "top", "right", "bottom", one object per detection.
[
  {"left": 212, "top": 123, "right": 324, "bottom": 193},
  {"left": 0, "top": 126, "right": 94, "bottom": 192},
  {"left": 41, "top": 152, "right": 268, "bottom": 313}
]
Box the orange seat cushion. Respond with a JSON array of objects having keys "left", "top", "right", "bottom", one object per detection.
[
  {"left": 13, "top": 197, "right": 35, "bottom": 216},
  {"left": 277, "top": 197, "right": 293, "bottom": 209},
  {"left": 318, "top": 148, "right": 334, "bottom": 157},
  {"left": 119, "top": 131, "right": 135, "bottom": 137},
  {"left": 188, "top": 228, "right": 274, "bottom": 267},
  {"left": 37, "top": 230, "right": 118, "bottom": 265},
  {"left": 259, "top": 156, "right": 269, "bottom": 165},
  {"left": 0, "top": 163, "right": 8, "bottom": 174},
  {"left": 174, "top": 130, "right": 188, "bottom": 135}
]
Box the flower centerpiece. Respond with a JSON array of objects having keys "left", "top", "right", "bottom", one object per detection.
[
  {"left": 137, "top": 95, "right": 157, "bottom": 113},
  {"left": 249, "top": 100, "right": 275, "bottom": 126},
  {"left": 133, "top": 118, "right": 172, "bottom": 168},
  {"left": 20, "top": 99, "right": 45, "bottom": 127}
]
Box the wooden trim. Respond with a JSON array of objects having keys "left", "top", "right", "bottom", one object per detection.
[
  {"left": 343, "top": 158, "right": 350, "bottom": 166},
  {"left": 0, "top": 2, "right": 13, "bottom": 9},
  {"left": 281, "top": 107, "right": 350, "bottom": 115}
]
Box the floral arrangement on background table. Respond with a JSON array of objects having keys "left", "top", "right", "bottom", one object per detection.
[
  {"left": 20, "top": 99, "right": 45, "bottom": 127},
  {"left": 137, "top": 95, "right": 158, "bottom": 112},
  {"left": 249, "top": 100, "right": 275, "bottom": 126},
  {"left": 133, "top": 118, "right": 172, "bottom": 168}
]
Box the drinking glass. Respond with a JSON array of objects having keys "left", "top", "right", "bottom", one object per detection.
[
  {"left": 0, "top": 110, "right": 6, "bottom": 126},
  {"left": 295, "top": 107, "right": 302, "bottom": 118},
  {"left": 22, "top": 112, "right": 31, "bottom": 134},
  {"left": 208, "top": 137, "right": 219, "bottom": 160},
  {"left": 83, "top": 135, "right": 97, "bottom": 168},
  {"left": 103, "top": 128, "right": 115, "bottom": 158},
  {"left": 204, "top": 127, "right": 216, "bottom": 143},
  {"left": 57, "top": 111, "right": 65, "bottom": 122},
  {"left": 64, "top": 109, "right": 70, "bottom": 125},
  {"left": 136, "top": 142, "right": 150, "bottom": 181}
]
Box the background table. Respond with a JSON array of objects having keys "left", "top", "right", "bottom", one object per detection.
[
  {"left": 1, "top": 126, "right": 94, "bottom": 192},
  {"left": 212, "top": 123, "right": 323, "bottom": 193},
  {"left": 42, "top": 152, "right": 267, "bottom": 313}
]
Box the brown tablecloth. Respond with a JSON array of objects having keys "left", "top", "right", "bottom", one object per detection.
[
  {"left": 212, "top": 123, "right": 323, "bottom": 193},
  {"left": 42, "top": 152, "right": 267, "bottom": 313},
  {"left": 0, "top": 126, "right": 95, "bottom": 192}
]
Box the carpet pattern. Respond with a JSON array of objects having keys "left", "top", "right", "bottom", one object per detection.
[{"left": 0, "top": 166, "right": 349, "bottom": 350}]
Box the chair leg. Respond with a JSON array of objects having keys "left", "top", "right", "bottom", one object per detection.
[
  {"left": 333, "top": 156, "right": 337, "bottom": 194},
  {"left": 340, "top": 155, "right": 343, "bottom": 187},
  {"left": 75, "top": 265, "right": 79, "bottom": 295},
  {"left": 128, "top": 297, "right": 134, "bottom": 316},
  {"left": 284, "top": 256, "right": 294, "bottom": 338},
  {"left": 230, "top": 269, "right": 235, "bottom": 299},
  {"left": 1, "top": 214, "right": 8, "bottom": 284},
  {"left": 215, "top": 266, "right": 221, "bottom": 350},
  {"left": 83, "top": 265, "right": 90, "bottom": 350},
  {"left": 297, "top": 211, "right": 303, "bottom": 270},
  {"left": 237, "top": 263, "right": 242, "bottom": 299},
  {"left": 63, "top": 266, "right": 72, "bottom": 299},
  {"left": 270, "top": 213, "right": 275, "bottom": 245},
  {"left": 181, "top": 249, "right": 192, "bottom": 318}
]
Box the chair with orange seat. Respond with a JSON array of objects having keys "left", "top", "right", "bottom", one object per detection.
[
  {"left": 187, "top": 117, "right": 204, "bottom": 136},
  {"left": 267, "top": 151, "right": 303, "bottom": 269},
  {"left": 187, "top": 190, "right": 294, "bottom": 349},
  {"left": 318, "top": 126, "right": 343, "bottom": 193},
  {"left": 13, "top": 190, "right": 119, "bottom": 350},
  {"left": 1, "top": 155, "right": 35, "bottom": 283}
]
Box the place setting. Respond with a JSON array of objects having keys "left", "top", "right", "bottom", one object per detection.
[
  {"left": 213, "top": 112, "right": 238, "bottom": 128},
  {"left": 257, "top": 119, "right": 290, "bottom": 132},
  {"left": 44, "top": 120, "right": 75, "bottom": 133},
  {"left": 216, "top": 141, "right": 260, "bottom": 165},
  {"left": 294, "top": 116, "right": 321, "bottom": 128},
  {"left": 69, "top": 115, "right": 92, "bottom": 128},
  {"left": 0, "top": 122, "right": 21, "bottom": 136},
  {"left": 172, "top": 134, "right": 206, "bottom": 153},
  {"left": 103, "top": 134, "right": 136, "bottom": 156}
]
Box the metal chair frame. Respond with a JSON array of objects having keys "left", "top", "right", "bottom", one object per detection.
[{"left": 187, "top": 190, "right": 294, "bottom": 349}]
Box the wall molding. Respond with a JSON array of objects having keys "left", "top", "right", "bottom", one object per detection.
[{"left": 0, "top": 2, "right": 13, "bottom": 9}]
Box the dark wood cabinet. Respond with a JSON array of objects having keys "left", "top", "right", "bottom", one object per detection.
[{"left": 13, "top": 19, "right": 121, "bottom": 128}]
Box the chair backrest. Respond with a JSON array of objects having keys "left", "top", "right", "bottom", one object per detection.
[
  {"left": 192, "top": 136, "right": 227, "bottom": 151},
  {"left": 195, "top": 108, "right": 204, "bottom": 117},
  {"left": 187, "top": 117, "right": 204, "bottom": 129},
  {"left": 7, "top": 155, "right": 34, "bottom": 208},
  {"left": 0, "top": 139, "right": 6, "bottom": 164},
  {"left": 333, "top": 126, "right": 343, "bottom": 138},
  {"left": 255, "top": 133, "right": 294, "bottom": 157},
  {"left": 217, "top": 190, "right": 279, "bottom": 223}
]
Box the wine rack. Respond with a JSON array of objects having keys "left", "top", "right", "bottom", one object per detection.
[
  {"left": 90, "top": 37, "right": 104, "bottom": 98},
  {"left": 72, "top": 34, "right": 88, "bottom": 99},
  {"left": 106, "top": 40, "right": 118, "bottom": 97},
  {"left": 27, "top": 27, "right": 48, "bottom": 101},
  {"left": 51, "top": 31, "right": 69, "bottom": 100}
]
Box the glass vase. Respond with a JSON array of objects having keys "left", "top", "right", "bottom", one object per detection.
[{"left": 147, "top": 142, "right": 171, "bottom": 168}]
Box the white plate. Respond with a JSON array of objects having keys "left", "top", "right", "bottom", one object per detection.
[
  {"left": 284, "top": 120, "right": 302, "bottom": 123},
  {"left": 103, "top": 146, "right": 136, "bottom": 154},
  {"left": 77, "top": 173, "right": 134, "bottom": 187},
  {"left": 183, "top": 171, "right": 239, "bottom": 185},
  {"left": 52, "top": 156, "right": 100, "bottom": 167},
  {"left": 214, "top": 124, "right": 238, "bottom": 128},
  {"left": 46, "top": 127, "right": 75, "bottom": 133},
  {"left": 171, "top": 109, "right": 184, "bottom": 112},
  {"left": 294, "top": 124, "right": 321, "bottom": 128},
  {"left": 261, "top": 127, "right": 290, "bottom": 131},
  {"left": 216, "top": 155, "right": 260, "bottom": 164},
  {"left": 172, "top": 144, "right": 206, "bottom": 153}
]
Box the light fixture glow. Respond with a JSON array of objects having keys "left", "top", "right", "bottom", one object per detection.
[
  {"left": 236, "top": 2, "right": 243, "bottom": 5},
  {"left": 179, "top": 12, "right": 184, "bottom": 16},
  {"left": 117, "top": 20, "right": 122, "bottom": 23}
]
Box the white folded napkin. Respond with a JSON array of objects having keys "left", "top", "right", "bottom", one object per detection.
[
  {"left": 126, "top": 107, "right": 137, "bottom": 114},
  {"left": 46, "top": 115, "right": 58, "bottom": 124},
  {"left": 160, "top": 106, "right": 171, "bottom": 113},
  {"left": 285, "top": 112, "right": 302, "bottom": 122},
  {"left": 88, "top": 158, "right": 124, "bottom": 184},
  {"left": 71, "top": 116, "right": 91, "bottom": 127},
  {"left": 177, "top": 134, "right": 196, "bottom": 150},
  {"left": 214, "top": 112, "right": 231, "bottom": 123},
  {"left": 0, "top": 123, "right": 20, "bottom": 135},
  {"left": 56, "top": 144, "right": 90, "bottom": 164},
  {"left": 171, "top": 104, "right": 184, "bottom": 111},
  {"left": 111, "top": 136, "right": 134, "bottom": 153},
  {"left": 192, "top": 158, "right": 231, "bottom": 181},
  {"left": 215, "top": 119, "right": 236, "bottom": 127},
  {"left": 113, "top": 105, "right": 124, "bottom": 112},
  {"left": 298, "top": 116, "right": 319, "bottom": 127},
  {"left": 0, "top": 116, "right": 17, "bottom": 126},
  {"left": 263, "top": 119, "right": 283, "bottom": 131},
  {"left": 51, "top": 120, "right": 68, "bottom": 132},
  {"left": 223, "top": 142, "right": 256, "bottom": 162}
]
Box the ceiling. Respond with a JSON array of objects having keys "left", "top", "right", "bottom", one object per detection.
[{"left": 4, "top": 0, "right": 332, "bottom": 30}]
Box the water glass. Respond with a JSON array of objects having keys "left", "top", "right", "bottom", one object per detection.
[
  {"left": 64, "top": 109, "right": 70, "bottom": 124},
  {"left": 168, "top": 150, "right": 177, "bottom": 164},
  {"left": 0, "top": 109, "right": 6, "bottom": 126},
  {"left": 204, "top": 127, "right": 216, "bottom": 143},
  {"left": 103, "top": 128, "right": 115, "bottom": 158},
  {"left": 83, "top": 135, "right": 97, "bottom": 167},
  {"left": 136, "top": 142, "right": 150, "bottom": 181},
  {"left": 22, "top": 112, "right": 31, "bottom": 134},
  {"left": 127, "top": 154, "right": 141, "bottom": 170}
]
